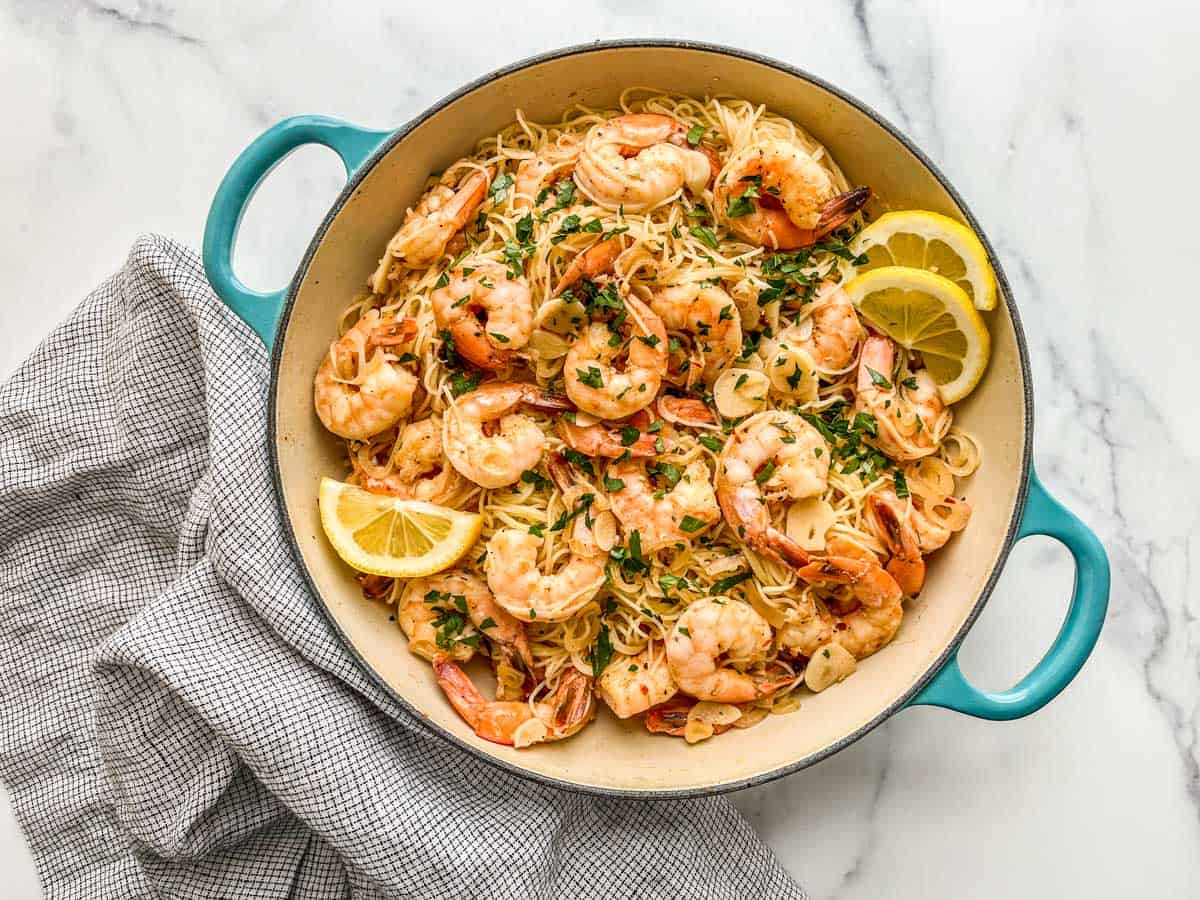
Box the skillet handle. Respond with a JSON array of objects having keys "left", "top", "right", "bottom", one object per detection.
[
  {"left": 202, "top": 116, "right": 392, "bottom": 348},
  {"left": 908, "top": 467, "right": 1109, "bottom": 719}
]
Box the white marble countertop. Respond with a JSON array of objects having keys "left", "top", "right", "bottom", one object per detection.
[{"left": 2, "top": 2, "right": 1197, "bottom": 897}]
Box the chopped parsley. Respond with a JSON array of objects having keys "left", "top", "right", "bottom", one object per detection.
[
  {"left": 866, "top": 366, "right": 893, "bottom": 389},
  {"left": 659, "top": 573, "right": 690, "bottom": 593},
  {"left": 685, "top": 124, "right": 705, "bottom": 146},
  {"left": 603, "top": 476, "right": 626, "bottom": 492},
  {"left": 487, "top": 172, "right": 514, "bottom": 204},
  {"left": 709, "top": 571, "right": 753, "bottom": 595},
  {"left": 449, "top": 370, "right": 479, "bottom": 397},
  {"left": 650, "top": 461, "right": 681, "bottom": 487},
  {"left": 520, "top": 469, "right": 551, "bottom": 490},
  {"left": 551, "top": 213, "right": 582, "bottom": 244},
  {"left": 894, "top": 470, "right": 910, "bottom": 499},
  {"left": 576, "top": 366, "right": 604, "bottom": 389},
  {"left": 553, "top": 179, "right": 576, "bottom": 210},
  {"left": 609, "top": 530, "right": 649, "bottom": 577},
  {"left": 562, "top": 448, "right": 596, "bottom": 476},
  {"left": 689, "top": 225, "right": 719, "bottom": 249},
  {"left": 800, "top": 401, "right": 894, "bottom": 482},
  {"left": 501, "top": 238, "right": 531, "bottom": 278},
  {"left": 699, "top": 434, "right": 724, "bottom": 452},
  {"left": 515, "top": 212, "right": 534, "bottom": 244},
  {"left": 590, "top": 624, "right": 614, "bottom": 678},
  {"left": 549, "top": 493, "right": 595, "bottom": 532},
  {"left": 678, "top": 515, "right": 707, "bottom": 534}
]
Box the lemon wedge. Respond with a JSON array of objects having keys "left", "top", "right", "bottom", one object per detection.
[
  {"left": 318, "top": 478, "right": 482, "bottom": 578},
  {"left": 850, "top": 210, "right": 997, "bottom": 311},
  {"left": 843, "top": 266, "right": 991, "bottom": 404}
]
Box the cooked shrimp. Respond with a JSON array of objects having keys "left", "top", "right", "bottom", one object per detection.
[
  {"left": 609, "top": 458, "right": 721, "bottom": 550},
  {"left": 795, "top": 556, "right": 903, "bottom": 659},
  {"left": 514, "top": 135, "right": 581, "bottom": 210},
  {"left": 650, "top": 284, "right": 742, "bottom": 384},
  {"left": 715, "top": 410, "right": 830, "bottom": 570},
  {"left": 574, "top": 114, "right": 713, "bottom": 212},
  {"left": 715, "top": 141, "right": 870, "bottom": 249},
  {"left": 351, "top": 417, "right": 468, "bottom": 506},
  {"left": 557, "top": 416, "right": 657, "bottom": 459},
  {"left": 866, "top": 485, "right": 972, "bottom": 595},
  {"left": 374, "top": 168, "right": 491, "bottom": 279},
  {"left": 313, "top": 310, "right": 419, "bottom": 440},
  {"left": 433, "top": 658, "right": 594, "bottom": 747},
  {"left": 787, "top": 282, "right": 863, "bottom": 373},
  {"left": 856, "top": 335, "right": 951, "bottom": 462},
  {"left": 666, "top": 598, "right": 795, "bottom": 703},
  {"left": 397, "top": 581, "right": 473, "bottom": 664},
  {"left": 484, "top": 528, "right": 606, "bottom": 622},
  {"left": 398, "top": 572, "right": 532, "bottom": 670},
  {"left": 564, "top": 294, "right": 668, "bottom": 419},
  {"left": 443, "top": 382, "right": 569, "bottom": 489},
  {"left": 597, "top": 642, "right": 678, "bottom": 719},
  {"left": 431, "top": 263, "right": 533, "bottom": 370},
  {"left": 777, "top": 601, "right": 833, "bottom": 661},
  {"left": 552, "top": 235, "right": 626, "bottom": 299}
]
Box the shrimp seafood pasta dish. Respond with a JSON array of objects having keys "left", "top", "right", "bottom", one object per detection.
[{"left": 313, "top": 89, "right": 995, "bottom": 748}]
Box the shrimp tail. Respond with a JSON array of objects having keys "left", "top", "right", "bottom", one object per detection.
[
  {"left": 767, "top": 529, "right": 813, "bottom": 570},
  {"left": 550, "top": 668, "right": 596, "bottom": 733},
  {"left": 813, "top": 186, "right": 872, "bottom": 239},
  {"left": 523, "top": 390, "right": 572, "bottom": 412},
  {"left": 368, "top": 316, "right": 418, "bottom": 348},
  {"left": 433, "top": 655, "right": 486, "bottom": 728},
  {"left": 557, "top": 419, "right": 657, "bottom": 459},
  {"left": 433, "top": 656, "right": 534, "bottom": 746},
  {"left": 886, "top": 556, "right": 926, "bottom": 596},
  {"left": 552, "top": 235, "right": 627, "bottom": 298},
  {"left": 644, "top": 697, "right": 694, "bottom": 736}
]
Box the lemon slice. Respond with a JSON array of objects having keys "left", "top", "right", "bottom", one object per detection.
[
  {"left": 318, "top": 478, "right": 482, "bottom": 578},
  {"left": 850, "top": 210, "right": 997, "bottom": 311},
  {"left": 843, "top": 266, "right": 991, "bottom": 404}
]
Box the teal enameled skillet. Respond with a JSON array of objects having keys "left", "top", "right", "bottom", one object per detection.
[{"left": 201, "top": 40, "right": 1109, "bottom": 797}]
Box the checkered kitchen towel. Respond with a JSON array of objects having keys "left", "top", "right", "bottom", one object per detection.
[{"left": 0, "top": 237, "right": 805, "bottom": 899}]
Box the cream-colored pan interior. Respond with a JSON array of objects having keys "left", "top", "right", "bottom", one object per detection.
[{"left": 273, "top": 45, "right": 1027, "bottom": 794}]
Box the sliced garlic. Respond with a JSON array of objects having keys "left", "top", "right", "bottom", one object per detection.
[
  {"left": 785, "top": 497, "right": 838, "bottom": 552},
  {"left": 764, "top": 342, "right": 819, "bottom": 403},
  {"left": 528, "top": 329, "right": 571, "bottom": 360},
  {"left": 730, "top": 279, "right": 762, "bottom": 330},
  {"left": 511, "top": 717, "right": 548, "bottom": 748},
  {"left": 906, "top": 457, "right": 956, "bottom": 500},
  {"left": 567, "top": 410, "right": 601, "bottom": 427},
  {"left": 589, "top": 510, "right": 619, "bottom": 552},
  {"left": 926, "top": 496, "right": 972, "bottom": 533},
  {"left": 713, "top": 368, "right": 770, "bottom": 418},
  {"left": 707, "top": 553, "right": 747, "bottom": 576},
  {"left": 732, "top": 706, "right": 770, "bottom": 729},
  {"left": 770, "top": 692, "right": 802, "bottom": 715},
  {"left": 684, "top": 719, "right": 715, "bottom": 744},
  {"left": 534, "top": 297, "right": 587, "bottom": 334},
  {"left": 804, "top": 643, "right": 857, "bottom": 693},
  {"left": 689, "top": 701, "right": 743, "bottom": 727}
]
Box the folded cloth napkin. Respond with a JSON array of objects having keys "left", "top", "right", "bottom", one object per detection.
[{"left": 0, "top": 237, "right": 805, "bottom": 899}]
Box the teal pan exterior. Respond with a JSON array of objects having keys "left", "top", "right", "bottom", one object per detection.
[{"left": 202, "top": 40, "right": 1110, "bottom": 795}]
